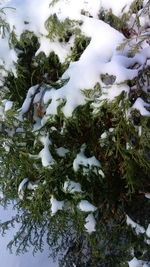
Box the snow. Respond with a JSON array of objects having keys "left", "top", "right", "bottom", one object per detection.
[
  {"left": 78, "top": 200, "right": 97, "bottom": 212},
  {"left": 128, "top": 257, "right": 150, "bottom": 267},
  {"left": 28, "top": 134, "right": 55, "bottom": 168},
  {"left": 84, "top": 214, "right": 96, "bottom": 234},
  {"left": 39, "top": 134, "right": 55, "bottom": 168},
  {"left": 145, "top": 193, "right": 150, "bottom": 199},
  {"left": 56, "top": 147, "right": 69, "bottom": 157},
  {"left": 1, "top": 0, "right": 50, "bottom": 36},
  {"left": 126, "top": 215, "right": 145, "bottom": 235},
  {"left": 0, "top": 99, "right": 13, "bottom": 120},
  {"left": 42, "top": 16, "right": 131, "bottom": 117},
  {"left": 50, "top": 196, "right": 65, "bottom": 216},
  {"left": 18, "top": 178, "right": 29, "bottom": 200},
  {"left": 98, "top": 169, "right": 105, "bottom": 178},
  {"left": 18, "top": 85, "right": 39, "bottom": 120},
  {"left": 2, "top": 99, "right": 13, "bottom": 111},
  {"left": 100, "top": 0, "right": 135, "bottom": 16},
  {"left": 132, "top": 98, "right": 150, "bottom": 116},
  {"left": 101, "top": 132, "right": 108, "bottom": 139},
  {"left": 63, "top": 181, "right": 82, "bottom": 193},
  {"left": 0, "top": 105, "right": 4, "bottom": 117},
  {"left": 0, "top": 0, "right": 149, "bottom": 119},
  {"left": 0, "top": 203, "right": 58, "bottom": 267},
  {"left": 73, "top": 145, "right": 100, "bottom": 172},
  {"left": 27, "top": 182, "right": 38, "bottom": 191},
  {"left": 40, "top": 12, "right": 149, "bottom": 118},
  {"left": 1, "top": 0, "right": 146, "bottom": 119},
  {"left": 0, "top": 37, "right": 17, "bottom": 75},
  {"left": 146, "top": 224, "right": 150, "bottom": 238},
  {"left": 0, "top": 0, "right": 150, "bottom": 264},
  {"left": 2, "top": 142, "right": 10, "bottom": 152},
  {"left": 18, "top": 178, "right": 38, "bottom": 200},
  {"left": 49, "top": 0, "right": 136, "bottom": 20}
]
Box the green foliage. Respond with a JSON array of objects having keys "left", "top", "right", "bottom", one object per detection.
[
  {"left": 98, "top": 8, "right": 129, "bottom": 32},
  {"left": 4, "top": 31, "right": 66, "bottom": 105},
  {"left": 45, "top": 14, "right": 82, "bottom": 42},
  {"left": 69, "top": 35, "right": 91, "bottom": 61},
  {"left": 0, "top": 1, "right": 150, "bottom": 266},
  {"left": 0, "top": 7, "right": 12, "bottom": 38},
  {"left": 49, "top": 0, "right": 60, "bottom": 7}
]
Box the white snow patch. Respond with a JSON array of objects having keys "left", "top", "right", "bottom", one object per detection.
[
  {"left": 2, "top": 99, "right": 13, "bottom": 111},
  {"left": 39, "top": 134, "right": 55, "bottom": 168},
  {"left": 128, "top": 257, "right": 150, "bottom": 267},
  {"left": 0, "top": 105, "right": 4, "bottom": 117},
  {"left": 126, "top": 215, "right": 145, "bottom": 235},
  {"left": 98, "top": 169, "right": 105, "bottom": 178},
  {"left": 63, "top": 181, "right": 82, "bottom": 193},
  {"left": 18, "top": 85, "right": 39, "bottom": 120},
  {"left": 100, "top": 0, "right": 135, "bottom": 16},
  {"left": 146, "top": 224, "right": 150, "bottom": 238},
  {"left": 50, "top": 196, "right": 65, "bottom": 216},
  {"left": 132, "top": 98, "right": 150, "bottom": 116},
  {"left": 145, "top": 193, "right": 150, "bottom": 199},
  {"left": 27, "top": 182, "right": 38, "bottom": 191},
  {"left": 84, "top": 214, "right": 96, "bottom": 234},
  {"left": 100, "top": 132, "right": 107, "bottom": 139},
  {"left": 73, "top": 145, "right": 100, "bottom": 172},
  {"left": 41, "top": 16, "right": 134, "bottom": 118},
  {"left": 78, "top": 200, "right": 97, "bottom": 212},
  {"left": 0, "top": 37, "right": 17, "bottom": 74},
  {"left": 18, "top": 178, "right": 29, "bottom": 200},
  {"left": 56, "top": 147, "right": 69, "bottom": 157},
  {"left": 0, "top": 202, "right": 58, "bottom": 267},
  {"left": 18, "top": 178, "right": 38, "bottom": 200},
  {"left": 2, "top": 0, "right": 148, "bottom": 118}
]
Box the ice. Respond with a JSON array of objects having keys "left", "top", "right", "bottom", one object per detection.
[
  {"left": 78, "top": 200, "right": 97, "bottom": 212},
  {"left": 84, "top": 214, "right": 96, "bottom": 234},
  {"left": 63, "top": 181, "right": 82, "bottom": 193}
]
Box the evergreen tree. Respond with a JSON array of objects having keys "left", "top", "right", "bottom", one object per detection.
[{"left": 0, "top": 0, "right": 150, "bottom": 266}]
